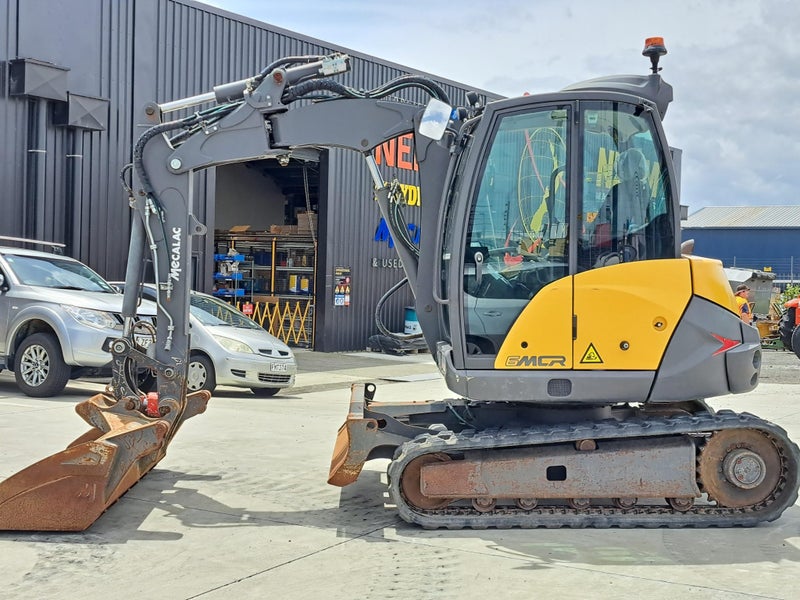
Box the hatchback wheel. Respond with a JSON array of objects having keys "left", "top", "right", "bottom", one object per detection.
[
  {"left": 14, "top": 333, "right": 71, "bottom": 397},
  {"left": 187, "top": 354, "right": 216, "bottom": 393}
]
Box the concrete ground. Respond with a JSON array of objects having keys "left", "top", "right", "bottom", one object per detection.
[{"left": 0, "top": 349, "right": 799, "bottom": 599}]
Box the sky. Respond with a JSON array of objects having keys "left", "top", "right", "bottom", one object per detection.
[{"left": 201, "top": 0, "right": 800, "bottom": 214}]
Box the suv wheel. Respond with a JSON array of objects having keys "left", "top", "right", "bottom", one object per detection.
[
  {"left": 14, "top": 333, "right": 72, "bottom": 397},
  {"left": 187, "top": 354, "right": 216, "bottom": 393}
]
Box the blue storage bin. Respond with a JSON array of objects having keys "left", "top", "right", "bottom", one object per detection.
[{"left": 214, "top": 253, "right": 245, "bottom": 262}]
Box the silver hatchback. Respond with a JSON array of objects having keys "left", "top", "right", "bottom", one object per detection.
[
  {"left": 0, "top": 244, "right": 156, "bottom": 397},
  {"left": 113, "top": 283, "right": 296, "bottom": 396}
]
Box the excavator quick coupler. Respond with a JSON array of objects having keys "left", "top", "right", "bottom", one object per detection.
[{"left": 0, "top": 390, "right": 210, "bottom": 531}]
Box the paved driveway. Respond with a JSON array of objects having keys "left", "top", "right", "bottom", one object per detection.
[{"left": 0, "top": 351, "right": 799, "bottom": 599}]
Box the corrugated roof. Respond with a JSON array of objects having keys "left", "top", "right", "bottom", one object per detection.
[{"left": 683, "top": 206, "right": 800, "bottom": 228}]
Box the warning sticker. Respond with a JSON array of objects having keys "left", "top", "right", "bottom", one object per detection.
[{"left": 580, "top": 343, "right": 603, "bottom": 364}]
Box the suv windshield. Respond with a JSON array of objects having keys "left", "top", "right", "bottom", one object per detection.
[
  {"left": 190, "top": 294, "right": 261, "bottom": 330},
  {"left": 6, "top": 254, "right": 116, "bottom": 292}
]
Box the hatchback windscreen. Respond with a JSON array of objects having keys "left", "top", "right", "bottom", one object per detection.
[
  {"left": 5, "top": 255, "right": 116, "bottom": 292},
  {"left": 190, "top": 294, "right": 262, "bottom": 330}
]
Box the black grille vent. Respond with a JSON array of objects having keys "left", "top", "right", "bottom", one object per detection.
[
  {"left": 547, "top": 379, "right": 572, "bottom": 397},
  {"left": 258, "top": 373, "right": 292, "bottom": 384}
]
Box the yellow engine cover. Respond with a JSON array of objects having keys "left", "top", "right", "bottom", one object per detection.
[
  {"left": 687, "top": 255, "right": 739, "bottom": 313},
  {"left": 572, "top": 260, "right": 691, "bottom": 370}
]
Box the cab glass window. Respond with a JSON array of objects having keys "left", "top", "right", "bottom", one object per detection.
[
  {"left": 462, "top": 106, "right": 569, "bottom": 354},
  {"left": 579, "top": 101, "right": 674, "bottom": 270}
]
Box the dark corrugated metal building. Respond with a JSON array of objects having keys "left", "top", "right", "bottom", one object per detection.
[
  {"left": 682, "top": 206, "right": 800, "bottom": 284},
  {"left": 0, "top": 0, "right": 500, "bottom": 351}
]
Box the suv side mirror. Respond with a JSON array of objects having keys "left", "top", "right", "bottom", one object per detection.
[{"left": 0, "top": 273, "right": 5, "bottom": 290}]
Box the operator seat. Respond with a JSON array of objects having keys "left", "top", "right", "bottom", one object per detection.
[{"left": 593, "top": 148, "right": 650, "bottom": 265}]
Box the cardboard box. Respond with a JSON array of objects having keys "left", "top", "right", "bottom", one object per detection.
[
  {"left": 229, "top": 225, "right": 250, "bottom": 233},
  {"left": 297, "top": 211, "right": 317, "bottom": 232},
  {"left": 269, "top": 224, "right": 299, "bottom": 234}
]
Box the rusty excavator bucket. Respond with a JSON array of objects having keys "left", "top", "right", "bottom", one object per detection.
[{"left": 0, "top": 390, "right": 210, "bottom": 531}]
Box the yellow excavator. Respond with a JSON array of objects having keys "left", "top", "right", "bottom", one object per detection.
[{"left": 1, "top": 38, "right": 797, "bottom": 530}]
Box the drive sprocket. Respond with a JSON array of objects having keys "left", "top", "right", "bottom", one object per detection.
[{"left": 697, "top": 429, "right": 784, "bottom": 508}]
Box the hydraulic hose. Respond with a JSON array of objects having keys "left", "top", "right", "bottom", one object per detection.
[{"left": 374, "top": 277, "right": 424, "bottom": 341}]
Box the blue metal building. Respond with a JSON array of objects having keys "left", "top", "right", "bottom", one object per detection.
[{"left": 682, "top": 206, "right": 800, "bottom": 285}]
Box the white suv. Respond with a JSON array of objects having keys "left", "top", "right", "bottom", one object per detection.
[{"left": 0, "top": 243, "right": 155, "bottom": 397}]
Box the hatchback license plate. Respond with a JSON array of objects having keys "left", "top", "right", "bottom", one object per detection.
[
  {"left": 270, "top": 362, "right": 288, "bottom": 372},
  {"left": 134, "top": 334, "right": 153, "bottom": 348}
]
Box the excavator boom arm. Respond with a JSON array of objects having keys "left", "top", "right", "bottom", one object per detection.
[{"left": 119, "top": 55, "right": 445, "bottom": 402}]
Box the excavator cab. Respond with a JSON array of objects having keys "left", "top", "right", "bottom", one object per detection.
[
  {"left": 451, "top": 98, "right": 677, "bottom": 361},
  {"left": 406, "top": 73, "right": 696, "bottom": 407}
]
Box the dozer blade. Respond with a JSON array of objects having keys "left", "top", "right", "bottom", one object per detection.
[
  {"left": 328, "top": 383, "right": 381, "bottom": 487},
  {"left": 328, "top": 418, "right": 380, "bottom": 487},
  {"left": 328, "top": 382, "right": 424, "bottom": 487},
  {"left": 0, "top": 390, "right": 211, "bottom": 531}
]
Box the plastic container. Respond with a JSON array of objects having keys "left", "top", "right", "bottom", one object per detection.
[{"left": 404, "top": 306, "right": 421, "bottom": 334}]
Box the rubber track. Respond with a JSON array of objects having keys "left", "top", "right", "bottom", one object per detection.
[{"left": 386, "top": 410, "right": 800, "bottom": 529}]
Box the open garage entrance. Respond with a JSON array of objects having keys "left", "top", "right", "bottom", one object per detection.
[{"left": 213, "top": 156, "right": 322, "bottom": 347}]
